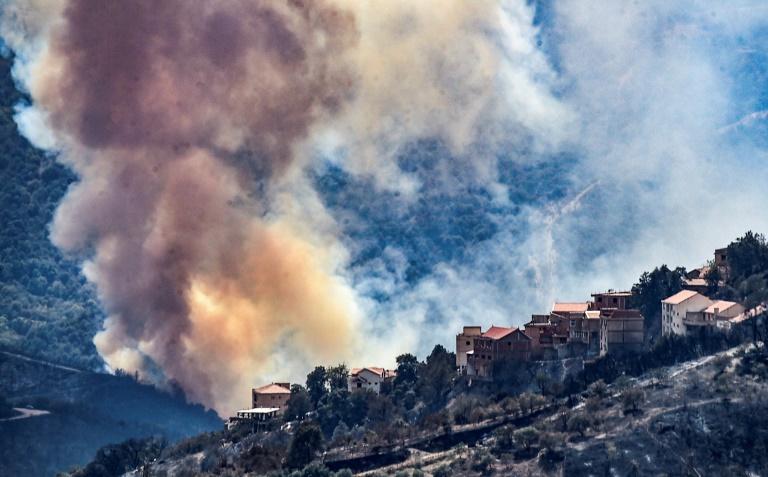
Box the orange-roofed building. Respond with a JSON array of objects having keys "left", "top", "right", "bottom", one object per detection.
[
  {"left": 252, "top": 383, "right": 291, "bottom": 412},
  {"left": 552, "top": 302, "right": 590, "bottom": 315},
  {"left": 466, "top": 326, "right": 531, "bottom": 378}
]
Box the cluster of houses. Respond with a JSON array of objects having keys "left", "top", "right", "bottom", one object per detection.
[
  {"left": 662, "top": 247, "right": 764, "bottom": 335},
  {"left": 456, "top": 290, "right": 645, "bottom": 379},
  {"left": 230, "top": 368, "right": 397, "bottom": 426},
  {"left": 233, "top": 246, "right": 763, "bottom": 421}
]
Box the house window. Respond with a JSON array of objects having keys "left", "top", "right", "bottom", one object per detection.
[
  {"left": 613, "top": 298, "right": 618, "bottom": 304},
  {"left": 466, "top": 341, "right": 470, "bottom": 346},
  {"left": 357, "top": 382, "right": 362, "bottom": 388}
]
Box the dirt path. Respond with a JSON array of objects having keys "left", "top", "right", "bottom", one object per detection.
[{"left": 0, "top": 350, "right": 83, "bottom": 374}]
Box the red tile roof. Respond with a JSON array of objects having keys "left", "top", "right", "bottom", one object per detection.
[
  {"left": 253, "top": 383, "right": 291, "bottom": 394},
  {"left": 662, "top": 289, "right": 700, "bottom": 305},
  {"left": 482, "top": 326, "right": 516, "bottom": 340},
  {"left": 704, "top": 300, "right": 740, "bottom": 314},
  {"left": 552, "top": 302, "right": 589, "bottom": 313}
]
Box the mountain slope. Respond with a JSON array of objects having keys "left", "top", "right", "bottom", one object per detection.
[
  {"left": 0, "top": 350, "right": 223, "bottom": 477},
  {"left": 0, "top": 52, "right": 102, "bottom": 370}
]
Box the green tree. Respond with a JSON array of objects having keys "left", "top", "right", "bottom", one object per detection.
[
  {"left": 287, "top": 422, "right": 324, "bottom": 469},
  {"left": 327, "top": 364, "right": 349, "bottom": 392},
  {"left": 285, "top": 384, "right": 312, "bottom": 422},
  {"left": 629, "top": 265, "right": 686, "bottom": 341},
  {"left": 513, "top": 426, "right": 540, "bottom": 452},
  {"left": 417, "top": 345, "right": 455, "bottom": 409},
  {"left": 393, "top": 353, "right": 419, "bottom": 389},
  {"left": 306, "top": 366, "right": 328, "bottom": 407},
  {"left": 727, "top": 231, "right": 768, "bottom": 284}
]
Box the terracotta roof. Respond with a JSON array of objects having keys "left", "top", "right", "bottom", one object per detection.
[
  {"left": 351, "top": 367, "right": 385, "bottom": 377},
  {"left": 482, "top": 325, "right": 516, "bottom": 340},
  {"left": 704, "top": 300, "right": 740, "bottom": 314},
  {"left": 552, "top": 302, "right": 589, "bottom": 313},
  {"left": 683, "top": 278, "right": 707, "bottom": 287},
  {"left": 253, "top": 383, "right": 291, "bottom": 394},
  {"left": 662, "top": 289, "right": 700, "bottom": 305}
]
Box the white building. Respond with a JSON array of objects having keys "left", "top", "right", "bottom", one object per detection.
[
  {"left": 703, "top": 300, "right": 745, "bottom": 322},
  {"left": 348, "top": 367, "right": 395, "bottom": 394},
  {"left": 661, "top": 290, "right": 713, "bottom": 336}
]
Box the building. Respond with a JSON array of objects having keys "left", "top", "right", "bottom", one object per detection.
[
  {"left": 466, "top": 326, "right": 531, "bottom": 378},
  {"left": 703, "top": 300, "right": 745, "bottom": 322},
  {"left": 715, "top": 247, "right": 729, "bottom": 280},
  {"left": 252, "top": 383, "right": 291, "bottom": 412},
  {"left": 552, "top": 302, "right": 590, "bottom": 318},
  {"left": 661, "top": 290, "right": 713, "bottom": 336},
  {"left": 682, "top": 277, "right": 709, "bottom": 294},
  {"left": 348, "top": 367, "right": 396, "bottom": 394},
  {"left": 456, "top": 326, "right": 483, "bottom": 373},
  {"left": 601, "top": 309, "right": 644, "bottom": 353},
  {"left": 567, "top": 309, "right": 606, "bottom": 357},
  {"left": 590, "top": 290, "right": 632, "bottom": 310},
  {"left": 523, "top": 315, "right": 558, "bottom": 360}
]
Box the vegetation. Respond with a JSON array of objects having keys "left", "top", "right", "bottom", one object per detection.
[
  {"left": 70, "top": 437, "right": 166, "bottom": 477},
  {"left": 629, "top": 265, "right": 686, "bottom": 342},
  {"left": 0, "top": 53, "right": 101, "bottom": 369},
  {"left": 287, "top": 422, "right": 325, "bottom": 470}
]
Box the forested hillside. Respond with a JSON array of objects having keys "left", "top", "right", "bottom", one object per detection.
[{"left": 0, "top": 52, "right": 102, "bottom": 369}]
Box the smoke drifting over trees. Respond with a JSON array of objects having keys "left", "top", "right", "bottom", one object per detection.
[{"left": 3, "top": 1, "right": 768, "bottom": 415}]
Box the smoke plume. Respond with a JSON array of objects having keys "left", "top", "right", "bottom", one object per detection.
[
  {"left": 5, "top": 0, "right": 768, "bottom": 415},
  {"left": 2, "top": 0, "right": 365, "bottom": 414}
]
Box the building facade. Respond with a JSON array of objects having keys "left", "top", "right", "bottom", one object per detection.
[
  {"left": 661, "top": 290, "right": 713, "bottom": 336},
  {"left": 465, "top": 326, "right": 531, "bottom": 378},
  {"left": 456, "top": 326, "right": 483, "bottom": 373},
  {"left": 348, "top": 367, "right": 395, "bottom": 394},
  {"left": 590, "top": 290, "right": 632, "bottom": 311},
  {"left": 252, "top": 383, "right": 291, "bottom": 412},
  {"left": 602, "top": 309, "right": 644, "bottom": 353}
]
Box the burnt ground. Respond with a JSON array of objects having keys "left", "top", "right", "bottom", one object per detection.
[{"left": 371, "top": 344, "right": 768, "bottom": 477}]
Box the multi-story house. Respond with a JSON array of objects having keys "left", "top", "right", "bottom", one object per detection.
[
  {"left": 252, "top": 382, "right": 291, "bottom": 413},
  {"left": 590, "top": 290, "right": 632, "bottom": 310},
  {"left": 661, "top": 290, "right": 713, "bottom": 336},
  {"left": 465, "top": 326, "right": 531, "bottom": 378},
  {"left": 455, "top": 326, "right": 483, "bottom": 373},
  {"left": 601, "top": 309, "right": 644, "bottom": 353}
]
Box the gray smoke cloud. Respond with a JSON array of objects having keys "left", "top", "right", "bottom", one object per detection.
[{"left": 3, "top": 0, "right": 768, "bottom": 415}]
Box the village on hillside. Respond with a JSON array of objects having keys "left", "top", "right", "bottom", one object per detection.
[{"left": 230, "top": 246, "right": 764, "bottom": 425}]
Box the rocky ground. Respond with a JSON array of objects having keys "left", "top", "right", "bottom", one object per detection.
[{"left": 364, "top": 344, "right": 768, "bottom": 477}]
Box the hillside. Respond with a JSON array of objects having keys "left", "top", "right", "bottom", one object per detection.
[
  {"left": 92, "top": 343, "right": 768, "bottom": 477},
  {"left": 0, "top": 351, "right": 223, "bottom": 477},
  {"left": 0, "top": 52, "right": 102, "bottom": 370}
]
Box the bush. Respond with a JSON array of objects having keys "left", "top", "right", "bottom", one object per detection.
[
  {"left": 432, "top": 464, "right": 451, "bottom": 477},
  {"left": 566, "top": 413, "right": 590, "bottom": 437},
  {"left": 493, "top": 425, "right": 516, "bottom": 454},
  {"left": 588, "top": 379, "right": 609, "bottom": 399},
  {"left": 513, "top": 426, "right": 540, "bottom": 452},
  {"left": 470, "top": 449, "right": 493, "bottom": 474},
  {"left": 621, "top": 388, "right": 644, "bottom": 415},
  {"left": 287, "top": 422, "right": 324, "bottom": 469}
]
